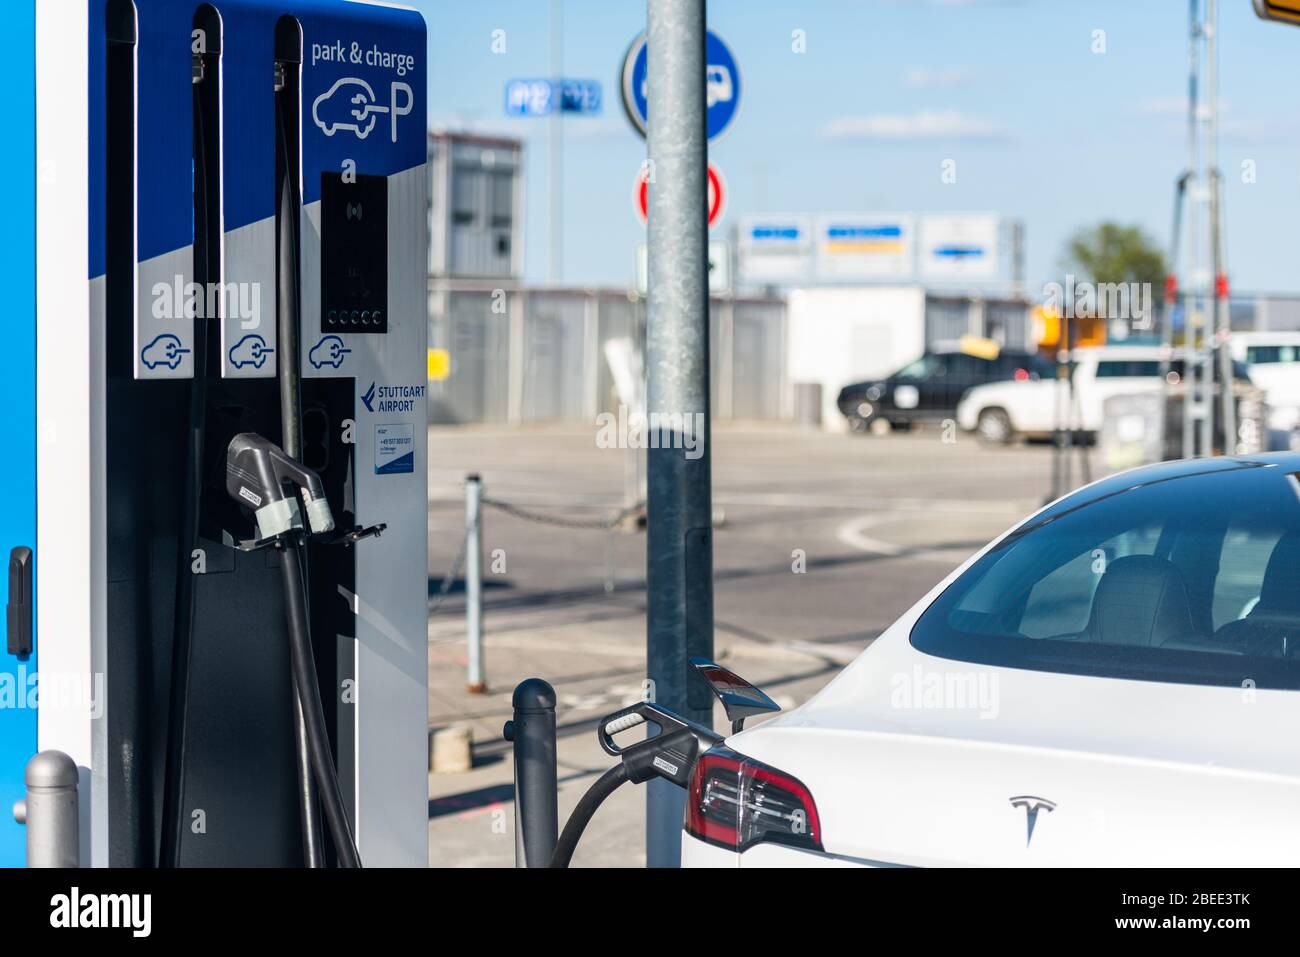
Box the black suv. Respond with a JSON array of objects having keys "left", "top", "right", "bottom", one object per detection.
[{"left": 837, "top": 347, "right": 1053, "bottom": 434}]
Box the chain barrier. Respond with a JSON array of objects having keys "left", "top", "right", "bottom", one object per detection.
[
  {"left": 427, "top": 515, "right": 472, "bottom": 615},
  {"left": 427, "top": 498, "right": 645, "bottom": 616},
  {"left": 480, "top": 496, "right": 645, "bottom": 531}
]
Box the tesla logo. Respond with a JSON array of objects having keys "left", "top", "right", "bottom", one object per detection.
[{"left": 1009, "top": 795, "right": 1056, "bottom": 847}]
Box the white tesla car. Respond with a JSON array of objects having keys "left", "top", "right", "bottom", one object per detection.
[{"left": 681, "top": 453, "right": 1300, "bottom": 867}]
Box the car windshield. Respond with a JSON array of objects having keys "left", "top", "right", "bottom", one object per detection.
[
  {"left": 895, "top": 355, "right": 937, "bottom": 380},
  {"left": 911, "top": 461, "right": 1300, "bottom": 689}
]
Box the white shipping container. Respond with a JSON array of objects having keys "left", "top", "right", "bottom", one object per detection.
[{"left": 786, "top": 286, "right": 927, "bottom": 432}]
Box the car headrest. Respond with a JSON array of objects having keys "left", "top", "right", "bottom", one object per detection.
[
  {"left": 1084, "top": 555, "right": 1195, "bottom": 647},
  {"left": 1257, "top": 530, "right": 1300, "bottom": 618}
]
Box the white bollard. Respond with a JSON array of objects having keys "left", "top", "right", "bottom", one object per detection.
[{"left": 465, "top": 474, "right": 485, "bottom": 694}]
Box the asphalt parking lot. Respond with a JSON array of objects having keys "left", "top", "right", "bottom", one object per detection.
[{"left": 426, "top": 424, "right": 1085, "bottom": 866}]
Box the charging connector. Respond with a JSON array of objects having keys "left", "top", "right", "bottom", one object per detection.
[
  {"left": 549, "top": 710, "right": 719, "bottom": 867},
  {"left": 224, "top": 432, "right": 359, "bottom": 868},
  {"left": 225, "top": 432, "right": 335, "bottom": 538}
]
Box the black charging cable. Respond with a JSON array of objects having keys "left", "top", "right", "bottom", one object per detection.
[
  {"left": 278, "top": 539, "right": 362, "bottom": 869},
  {"left": 225, "top": 432, "right": 360, "bottom": 868},
  {"left": 549, "top": 723, "right": 705, "bottom": 868},
  {"left": 274, "top": 47, "right": 327, "bottom": 868},
  {"left": 158, "top": 65, "right": 215, "bottom": 869},
  {"left": 550, "top": 765, "right": 629, "bottom": 869}
]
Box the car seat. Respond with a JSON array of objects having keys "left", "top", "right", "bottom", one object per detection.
[
  {"left": 1082, "top": 555, "right": 1197, "bottom": 647},
  {"left": 1217, "top": 530, "right": 1300, "bottom": 657}
]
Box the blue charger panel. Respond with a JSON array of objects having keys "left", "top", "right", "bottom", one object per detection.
[{"left": 0, "top": 0, "right": 38, "bottom": 868}]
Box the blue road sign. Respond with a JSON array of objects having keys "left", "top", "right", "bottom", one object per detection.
[
  {"left": 506, "top": 79, "right": 554, "bottom": 116},
  {"left": 559, "top": 79, "right": 602, "bottom": 115},
  {"left": 620, "top": 31, "right": 740, "bottom": 140},
  {"left": 506, "top": 78, "right": 602, "bottom": 116}
]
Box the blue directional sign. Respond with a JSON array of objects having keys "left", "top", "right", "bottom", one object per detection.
[
  {"left": 505, "top": 79, "right": 553, "bottom": 116},
  {"left": 506, "top": 78, "right": 602, "bottom": 117},
  {"left": 620, "top": 31, "right": 741, "bottom": 140},
  {"left": 559, "top": 79, "right": 602, "bottom": 115}
]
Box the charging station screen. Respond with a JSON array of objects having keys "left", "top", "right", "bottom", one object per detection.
[{"left": 321, "top": 172, "right": 389, "bottom": 334}]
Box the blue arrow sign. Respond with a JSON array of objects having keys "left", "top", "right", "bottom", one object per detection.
[{"left": 620, "top": 30, "right": 741, "bottom": 140}]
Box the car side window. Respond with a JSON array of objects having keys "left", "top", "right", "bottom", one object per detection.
[
  {"left": 1212, "top": 521, "right": 1282, "bottom": 630},
  {"left": 896, "top": 355, "right": 935, "bottom": 380},
  {"left": 1246, "top": 346, "right": 1297, "bottom": 364},
  {"left": 913, "top": 466, "right": 1300, "bottom": 689},
  {"left": 945, "top": 354, "right": 982, "bottom": 383},
  {"left": 1095, "top": 360, "right": 1161, "bottom": 378},
  {"left": 1018, "top": 523, "right": 1163, "bottom": 639}
]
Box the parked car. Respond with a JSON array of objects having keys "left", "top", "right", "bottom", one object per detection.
[
  {"left": 837, "top": 342, "right": 1053, "bottom": 435},
  {"left": 681, "top": 453, "right": 1300, "bottom": 866},
  {"left": 1231, "top": 332, "right": 1300, "bottom": 446},
  {"left": 956, "top": 345, "right": 1251, "bottom": 445}
]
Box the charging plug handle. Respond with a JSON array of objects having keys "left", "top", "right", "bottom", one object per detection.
[
  {"left": 225, "top": 433, "right": 335, "bottom": 536},
  {"left": 597, "top": 701, "right": 723, "bottom": 758},
  {"left": 549, "top": 707, "right": 719, "bottom": 867},
  {"left": 619, "top": 728, "right": 699, "bottom": 788}
]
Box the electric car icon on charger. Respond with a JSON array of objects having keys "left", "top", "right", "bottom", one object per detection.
[
  {"left": 228, "top": 334, "right": 274, "bottom": 370},
  {"left": 140, "top": 333, "right": 190, "bottom": 371},
  {"left": 308, "top": 334, "right": 351, "bottom": 370},
  {"left": 312, "top": 77, "right": 385, "bottom": 139}
]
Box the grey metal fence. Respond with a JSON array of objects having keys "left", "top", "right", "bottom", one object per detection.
[
  {"left": 428, "top": 288, "right": 512, "bottom": 424},
  {"left": 428, "top": 283, "right": 787, "bottom": 426}
]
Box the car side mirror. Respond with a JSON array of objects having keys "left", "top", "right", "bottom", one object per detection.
[{"left": 689, "top": 657, "right": 781, "bottom": 734}]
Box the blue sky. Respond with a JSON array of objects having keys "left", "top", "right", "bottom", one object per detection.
[{"left": 415, "top": 0, "right": 1300, "bottom": 293}]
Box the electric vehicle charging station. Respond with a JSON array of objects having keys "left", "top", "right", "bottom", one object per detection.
[{"left": 0, "top": 0, "right": 429, "bottom": 867}]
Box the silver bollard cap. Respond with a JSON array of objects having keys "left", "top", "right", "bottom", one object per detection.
[{"left": 25, "top": 750, "right": 78, "bottom": 790}]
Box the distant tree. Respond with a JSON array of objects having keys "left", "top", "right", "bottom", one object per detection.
[{"left": 1061, "top": 222, "right": 1166, "bottom": 289}]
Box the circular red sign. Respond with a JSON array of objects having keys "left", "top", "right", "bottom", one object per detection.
[{"left": 635, "top": 162, "right": 725, "bottom": 229}]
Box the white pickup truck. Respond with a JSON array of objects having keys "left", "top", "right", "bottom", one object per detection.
[{"left": 955, "top": 345, "right": 1247, "bottom": 445}]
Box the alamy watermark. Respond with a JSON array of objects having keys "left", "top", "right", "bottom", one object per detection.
[
  {"left": 595, "top": 405, "right": 706, "bottom": 460},
  {"left": 889, "top": 665, "right": 999, "bottom": 719},
  {"left": 0, "top": 667, "right": 104, "bottom": 719},
  {"left": 1042, "top": 274, "right": 1154, "bottom": 330},
  {"left": 151, "top": 275, "right": 262, "bottom": 329}
]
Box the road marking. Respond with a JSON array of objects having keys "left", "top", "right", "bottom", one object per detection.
[{"left": 835, "top": 510, "right": 1018, "bottom": 563}]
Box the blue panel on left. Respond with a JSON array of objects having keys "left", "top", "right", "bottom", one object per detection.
[{"left": 0, "top": 0, "right": 39, "bottom": 869}]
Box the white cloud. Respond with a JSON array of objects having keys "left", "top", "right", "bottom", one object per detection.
[
  {"left": 903, "top": 66, "right": 976, "bottom": 91},
  {"left": 822, "top": 110, "right": 1008, "bottom": 143}
]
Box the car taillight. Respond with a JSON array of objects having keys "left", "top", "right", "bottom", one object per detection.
[{"left": 684, "top": 747, "right": 822, "bottom": 853}]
